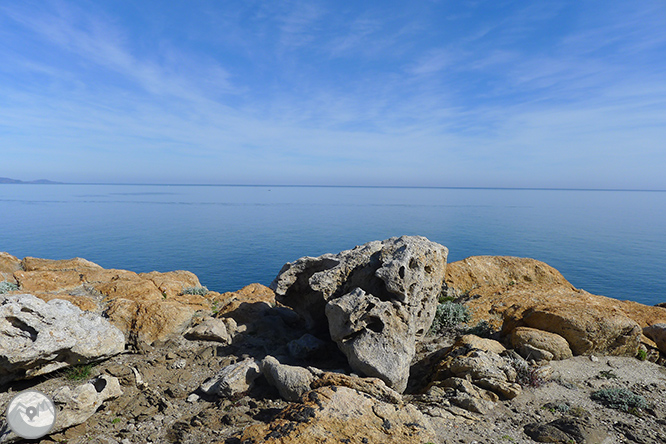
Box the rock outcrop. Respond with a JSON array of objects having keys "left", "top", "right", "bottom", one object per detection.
[
  {"left": 271, "top": 235, "right": 448, "bottom": 392},
  {"left": 0, "top": 255, "right": 217, "bottom": 346},
  {"left": 237, "top": 385, "right": 435, "bottom": 444},
  {"left": 445, "top": 256, "right": 666, "bottom": 357},
  {"left": 0, "top": 294, "right": 125, "bottom": 384}
]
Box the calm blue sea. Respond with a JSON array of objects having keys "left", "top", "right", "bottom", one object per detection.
[{"left": 1, "top": 184, "right": 664, "bottom": 306}]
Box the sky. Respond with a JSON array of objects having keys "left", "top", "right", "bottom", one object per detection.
[{"left": 1, "top": 1, "right": 665, "bottom": 188}]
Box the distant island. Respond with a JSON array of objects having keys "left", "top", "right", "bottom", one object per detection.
[{"left": 0, "top": 177, "right": 62, "bottom": 184}]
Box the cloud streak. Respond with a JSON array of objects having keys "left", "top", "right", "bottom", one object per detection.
[{"left": 0, "top": 0, "right": 665, "bottom": 188}]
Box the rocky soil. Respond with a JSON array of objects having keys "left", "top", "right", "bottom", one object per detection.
[{"left": 1, "top": 237, "right": 666, "bottom": 444}]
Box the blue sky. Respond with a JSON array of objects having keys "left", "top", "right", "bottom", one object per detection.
[{"left": 1, "top": 1, "right": 665, "bottom": 188}]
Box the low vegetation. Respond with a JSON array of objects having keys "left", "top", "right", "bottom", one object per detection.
[
  {"left": 182, "top": 286, "right": 209, "bottom": 296},
  {"left": 591, "top": 388, "right": 648, "bottom": 412},
  {"left": 0, "top": 281, "right": 19, "bottom": 294},
  {"left": 429, "top": 301, "right": 471, "bottom": 334}
]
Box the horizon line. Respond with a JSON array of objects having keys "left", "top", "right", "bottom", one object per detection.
[{"left": 4, "top": 182, "right": 666, "bottom": 192}]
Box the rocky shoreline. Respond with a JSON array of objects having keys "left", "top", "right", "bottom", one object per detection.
[{"left": 1, "top": 236, "right": 666, "bottom": 443}]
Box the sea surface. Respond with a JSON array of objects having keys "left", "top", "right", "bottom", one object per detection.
[{"left": 1, "top": 184, "right": 665, "bottom": 306}]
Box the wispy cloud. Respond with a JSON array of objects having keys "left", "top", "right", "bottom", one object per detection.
[{"left": 0, "top": 1, "right": 664, "bottom": 187}]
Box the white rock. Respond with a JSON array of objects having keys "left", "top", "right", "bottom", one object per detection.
[
  {"left": 0, "top": 294, "right": 125, "bottom": 384},
  {"left": 200, "top": 358, "right": 261, "bottom": 397},
  {"left": 261, "top": 356, "right": 315, "bottom": 402},
  {"left": 53, "top": 375, "right": 123, "bottom": 430}
]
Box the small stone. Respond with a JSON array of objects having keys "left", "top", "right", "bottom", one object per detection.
[
  {"left": 186, "top": 393, "right": 199, "bottom": 403},
  {"left": 590, "top": 355, "right": 599, "bottom": 362}
]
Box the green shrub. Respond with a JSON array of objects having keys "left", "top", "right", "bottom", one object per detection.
[
  {"left": 0, "top": 281, "right": 19, "bottom": 294},
  {"left": 591, "top": 388, "right": 648, "bottom": 412},
  {"left": 182, "top": 286, "right": 209, "bottom": 296},
  {"left": 637, "top": 348, "right": 647, "bottom": 361},
  {"left": 65, "top": 363, "right": 95, "bottom": 381},
  {"left": 429, "top": 301, "right": 471, "bottom": 334}
]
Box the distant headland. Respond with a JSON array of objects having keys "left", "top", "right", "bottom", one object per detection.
[{"left": 0, "top": 176, "right": 62, "bottom": 184}]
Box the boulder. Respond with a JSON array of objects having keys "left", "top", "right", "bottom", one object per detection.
[
  {"left": 185, "top": 317, "right": 231, "bottom": 343},
  {"left": 237, "top": 386, "right": 435, "bottom": 444},
  {"left": 311, "top": 371, "right": 403, "bottom": 404},
  {"left": 261, "top": 356, "right": 315, "bottom": 402},
  {"left": 200, "top": 358, "right": 262, "bottom": 398},
  {"left": 326, "top": 288, "right": 414, "bottom": 392},
  {"left": 504, "top": 304, "right": 641, "bottom": 356},
  {"left": 272, "top": 236, "right": 447, "bottom": 392},
  {"left": 52, "top": 375, "right": 123, "bottom": 430},
  {"left": 643, "top": 323, "right": 666, "bottom": 354},
  {"left": 510, "top": 327, "right": 573, "bottom": 360},
  {"left": 0, "top": 294, "right": 125, "bottom": 384},
  {"left": 456, "top": 334, "right": 506, "bottom": 354}
]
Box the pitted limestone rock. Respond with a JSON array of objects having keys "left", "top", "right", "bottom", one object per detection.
[
  {"left": 271, "top": 235, "right": 448, "bottom": 392},
  {"left": 0, "top": 294, "right": 125, "bottom": 384}
]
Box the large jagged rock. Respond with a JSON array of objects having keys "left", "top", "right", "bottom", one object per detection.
[
  {"left": 326, "top": 288, "right": 415, "bottom": 392},
  {"left": 271, "top": 236, "right": 448, "bottom": 392},
  {"left": 0, "top": 294, "right": 125, "bottom": 384},
  {"left": 237, "top": 386, "right": 435, "bottom": 444}
]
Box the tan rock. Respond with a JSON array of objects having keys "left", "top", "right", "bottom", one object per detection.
[
  {"left": 237, "top": 386, "right": 435, "bottom": 444},
  {"left": 21, "top": 256, "right": 102, "bottom": 271},
  {"left": 14, "top": 270, "right": 83, "bottom": 293},
  {"left": 504, "top": 303, "right": 641, "bottom": 356},
  {"left": 445, "top": 256, "right": 666, "bottom": 356},
  {"left": 93, "top": 277, "right": 162, "bottom": 302},
  {"left": 510, "top": 327, "right": 573, "bottom": 360},
  {"left": 0, "top": 252, "right": 21, "bottom": 283},
  {"left": 311, "top": 371, "right": 403, "bottom": 404},
  {"left": 139, "top": 270, "right": 202, "bottom": 299},
  {"left": 456, "top": 334, "right": 506, "bottom": 354},
  {"left": 32, "top": 293, "right": 99, "bottom": 312},
  {"left": 104, "top": 298, "right": 195, "bottom": 345},
  {"left": 213, "top": 283, "right": 276, "bottom": 323},
  {"left": 81, "top": 268, "right": 141, "bottom": 283},
  {"left": 446, "top": 256, "right": 574, "bottom": 297},
  {"left": 643, "top": 323, "right": 666, "bottom": 354}
]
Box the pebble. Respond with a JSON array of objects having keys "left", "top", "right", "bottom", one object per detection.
[{"left": 187, "top": 393, "right": 200, "bottom": 403}]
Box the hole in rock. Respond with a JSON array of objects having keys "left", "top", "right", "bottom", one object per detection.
[
  {"left": 6, "top": 316, "right": 38, "bottom": 341},
  {"left": 93, "top": 377, "right": 108, "bottom": 393},
  {"left": 366, "top": 316, "right": 385, "bottom": 333}
]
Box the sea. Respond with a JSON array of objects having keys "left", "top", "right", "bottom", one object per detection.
[{"left": 1, "top": 184, "right": 664, "bottom": 306}]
